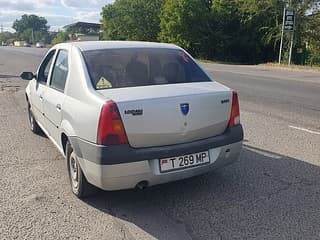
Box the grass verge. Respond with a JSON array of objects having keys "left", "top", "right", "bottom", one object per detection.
[{"left": 259, "top": 63, "right": 320, "bottom": 72}]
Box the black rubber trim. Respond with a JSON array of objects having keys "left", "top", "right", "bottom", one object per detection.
[{"left": 69, "top": 125, "right": 243, "bottom": 166}]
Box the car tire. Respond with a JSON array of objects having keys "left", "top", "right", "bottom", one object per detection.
[
  {"left": 28, "top": 104, "right": 41, "bottom": 134},
  {"left": 66, "top": 141, "right": 96, "bottom": 198}
]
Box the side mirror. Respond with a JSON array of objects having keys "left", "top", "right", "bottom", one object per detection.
[{"left": 20, "top": 72, "right": 36, "bottom": 80}]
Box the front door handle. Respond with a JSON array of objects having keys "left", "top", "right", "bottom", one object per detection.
[
  {"left": 56, "top": 104, "right": 61, "bottom": 111},
  {"left": 39, "top": 95, "right": 43, "bottom": 101}
]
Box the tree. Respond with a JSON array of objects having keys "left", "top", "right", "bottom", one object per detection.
[
  {"left": 288, "top": 1, "right": 320, "bottom": 65},
  {"left": 13, "top": 14, "right": 49, "bottom": 33},
  {"left": 159, "top": 0, "right": 211, "bottom": 57},
  {"left": 51, "top": 31, "right": 69, "bottom": 45},
  {"left": 12, "top": 14, "right": 49, "bottom": 43},
  {"left": 303, "top": 12, "right": 320, "bottom": 65},
  {"left": 209, "top": 0, "right": 242, "bottom": 61},
  {"left": 100, "top": 0, "right": 320, "bottom": 65},
  {"left": 0, "top": 31, "right": 15, "bottom": 45},
  {"left": 234, "top": 0, "right": 285, "bottom": 63},
  {"left": 101, "top": 0, "right": 164, "bottom": 41}
]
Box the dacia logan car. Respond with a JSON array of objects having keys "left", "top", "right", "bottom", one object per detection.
[{"left": 21, "top": 41, "right": 243, "bottom": 198}]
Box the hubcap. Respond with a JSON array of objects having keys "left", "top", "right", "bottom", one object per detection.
[{"left": 69, "top": 152, "right": 79, "bottom": 190}]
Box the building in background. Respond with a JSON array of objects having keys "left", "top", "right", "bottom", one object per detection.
[
  {"left": 63, "top": 22, "right": 101, "bottom": 41},
  {"left": 13, "top": 41, "right": 25, "bottom": 47}
]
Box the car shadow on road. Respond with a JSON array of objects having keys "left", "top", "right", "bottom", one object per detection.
[{"left": 83, "top": 145, "right": 320, "bottom": 239}]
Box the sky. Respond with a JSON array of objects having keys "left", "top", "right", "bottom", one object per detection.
[{"left": 0, "top": 0, "right": 115, "bottom": 32}]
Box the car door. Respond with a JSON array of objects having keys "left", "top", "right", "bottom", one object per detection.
[
  {"left": 29, "top": 50, "right": 56, "bottom": 128},
  {"left": 42, "top": 49, "right": 69, "bottom": 144}
]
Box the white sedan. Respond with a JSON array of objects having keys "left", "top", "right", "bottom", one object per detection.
[{"left": 21, "top": 41, "right": 243, "bottom": 198}]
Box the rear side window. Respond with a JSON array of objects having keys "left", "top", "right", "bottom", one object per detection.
[
  {"left": 82, "top": 48, "right": 211, "bottom": 90},
  {"left": 50, "top": 50, "right": 69, "bottom": 92}
]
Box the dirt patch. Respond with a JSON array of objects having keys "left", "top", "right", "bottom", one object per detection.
[{"left": 260, "top": 63, "right": 320, "bottom": 73}]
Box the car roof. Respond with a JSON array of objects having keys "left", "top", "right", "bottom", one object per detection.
[{"left": 57, "top": 41, "right": 181, "bottom": 52}]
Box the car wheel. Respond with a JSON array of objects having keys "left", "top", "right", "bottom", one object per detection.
[
  {"left": 28, "top": 104, "right": 41, "bottom": 134},
  {"left": 66, "top": 141, "right": 95, "bottom": 198}
]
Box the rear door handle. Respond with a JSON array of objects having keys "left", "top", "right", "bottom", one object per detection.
[
  {"left": 39, "top": 95, "right": 43, "bottom": 101},
  {"left": 56, "top": 104, "right": 61, "bottom": 111}
]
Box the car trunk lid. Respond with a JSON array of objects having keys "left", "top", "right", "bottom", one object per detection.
[{"left": 98, "top": 82, "right": 232, "bottom": 148}]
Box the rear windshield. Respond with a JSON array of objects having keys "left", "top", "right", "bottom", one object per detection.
[{"left": 82, "top": 48, "right": 211, "bottom": 90}]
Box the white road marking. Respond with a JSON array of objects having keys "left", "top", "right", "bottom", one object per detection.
[{"left": 289, "top": 125, "right": 320, "bottom": 135}]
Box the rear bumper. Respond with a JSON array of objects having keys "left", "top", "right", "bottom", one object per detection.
[
  {"left": 70, "top": 125, "right": 243, "bottom": 191},
  {"left": 69, "top": 125, "right": 243, "bottom": 165},
  {"left": 78, "top": 141, "right": 242, "bottom": 191}
]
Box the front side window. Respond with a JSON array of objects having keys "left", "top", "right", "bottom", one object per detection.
[
  {"left": 50, "top": 50, "right": 69, "bottom": 92},
  {"left": 82, "top": 48, "right": 211, "bottom": 90},
  {"left": 38, "top": 50, "right": 56, "bottom": 83}
]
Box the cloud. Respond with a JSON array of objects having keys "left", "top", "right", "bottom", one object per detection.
[
  {"left": 45, "top": 14, "right": 75, "bottom": 27},
  {"left": 0, "top": 0, "right": 110, "bottom": 32},
  {"left": 0, "top": 10, "right": 26, "bottom": 24},
  {"left": 74, "top": 11, "right": 101, "bottom": 23},
  {"left": 0, "top": 0, "right": 55, "bottom": 10},
  {"left": 0, "top": 9, "right": 101, "bottom": 32},
  {"left": 61, "top": 0, "right": 113, "bottom": 9},
  {"left": 0, "top": 9, "right": 24, "bottom": 31},
  {"left": 0, "top": 0, "right": 35, "bottom": 10},
  {"left": 0, "top": 9, "right": 73, "bottom": 32},
  {"left": 44, "top": 11, "right": 102, "bottom": 31},
  {"left": 48, "top": 11, "right": 101, "bottom": 31}
]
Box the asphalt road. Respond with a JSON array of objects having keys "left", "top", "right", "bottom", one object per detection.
[{"left": 0, "top": 46, "right": 320, "bottom": 240}]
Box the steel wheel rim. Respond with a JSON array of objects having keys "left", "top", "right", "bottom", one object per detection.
[{"left": 69, "top": 152, "right": 79, "bottom": 190}]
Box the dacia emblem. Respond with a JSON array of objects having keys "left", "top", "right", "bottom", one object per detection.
[{"left": 180, "top": 103, "right": 189, "bottom": 116}]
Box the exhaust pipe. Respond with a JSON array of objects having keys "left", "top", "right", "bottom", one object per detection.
[{"left": 136, "top": 181, "right": 149, "bottom": 190}]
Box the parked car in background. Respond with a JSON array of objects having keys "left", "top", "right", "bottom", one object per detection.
[
  {"left": 36, "top": 42, "right": 44, "bottom": 48},
  {"left": 20, "top": 41, "right": 243, "bottom": 198},
  {"left": 1, "top": 41, "right": 8, "bottom": 46},
  {"left": 24, "top": 42, "right": 31, "bottom": 47}
]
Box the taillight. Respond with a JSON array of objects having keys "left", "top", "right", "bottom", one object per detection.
[
  {"left": 228, "top": 91, "right": 240, "bottom": 128},
  {"left": 97, "top": 101, "right": 129, "bottom": 145}
]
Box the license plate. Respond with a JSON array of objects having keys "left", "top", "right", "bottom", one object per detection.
[{"left": 159, "top": 151, "right": 210, "bottom": 173}]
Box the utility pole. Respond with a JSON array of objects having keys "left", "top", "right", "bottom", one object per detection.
[
  {"left": 278, "top": 0, "right": 295, "bottom": 65},
  {"left": 287, "top": 0, "right": 294, "bottom": 65},
  {"left": 278, "top": 7, "right": 286, "bottom": 64},
  {"left": 288, "top": 26, "right": 294, "bottom": 65},
  {"left": 31, "top": 28, "right": 34, "bottom": 44}
]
